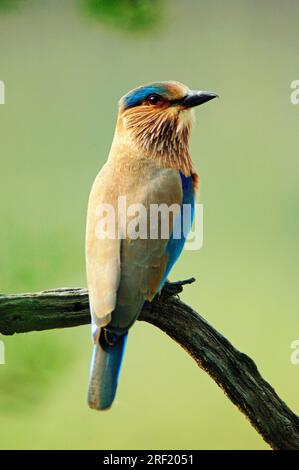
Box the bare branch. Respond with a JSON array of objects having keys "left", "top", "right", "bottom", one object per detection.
[{"left": 0, "top": 279, "right": 298, "bottom": 449}]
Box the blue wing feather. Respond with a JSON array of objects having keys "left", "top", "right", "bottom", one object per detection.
[{"left": 160, "top": 172, "right": 194, "bottom": 287}]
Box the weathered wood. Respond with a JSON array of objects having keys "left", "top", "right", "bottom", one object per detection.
[{"left": 0, "top": 278, "right": 298, "bottom": 449}]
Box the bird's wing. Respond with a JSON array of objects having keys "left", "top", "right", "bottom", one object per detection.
[
  {"left": 109, "top": 166, "right": 184, "bottom": 331},
  {"left": 86, "top": 164, "right": 122, "bottom": 328},
  {"left": 86, "top": 161, "right": 188, "bottom": 332}
]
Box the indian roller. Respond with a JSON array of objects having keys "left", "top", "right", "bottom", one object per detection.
[{"left": 86, "top": 81, "right": 217, "bottom": 410}]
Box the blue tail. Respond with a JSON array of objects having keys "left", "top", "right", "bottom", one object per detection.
[{"left": 88, "top": 329, "right": 127, "bottom": 410}]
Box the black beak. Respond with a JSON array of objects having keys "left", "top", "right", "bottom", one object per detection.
[{"left": 179, "top": 90, "right": 219, "bottom": 108}]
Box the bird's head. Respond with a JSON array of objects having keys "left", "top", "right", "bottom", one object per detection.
[{"left": 117, "top": 81, "right": 217, "bottom": 175}]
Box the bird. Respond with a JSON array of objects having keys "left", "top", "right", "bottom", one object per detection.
[{"left": 86, "top": 81, "right": 217, "bottom": 410}]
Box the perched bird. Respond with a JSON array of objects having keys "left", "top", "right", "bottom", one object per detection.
[{"left": 86, "top": 81, "right": 217, "bottom": 410}]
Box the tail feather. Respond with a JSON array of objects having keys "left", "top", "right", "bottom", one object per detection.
[{"left": 88, "top": 330, "right": 127, "bottom": 410}]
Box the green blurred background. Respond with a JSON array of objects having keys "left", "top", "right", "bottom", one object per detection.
[{"left": 0, "top": 0, "right": 298, "bottom": 450}]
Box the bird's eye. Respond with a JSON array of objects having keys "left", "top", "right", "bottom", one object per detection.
[{"left": 147, "top": 94, "right": 163, "bottom": 106}]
